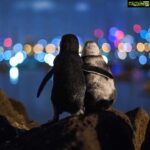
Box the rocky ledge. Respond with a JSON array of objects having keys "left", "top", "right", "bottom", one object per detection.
[{"left": 0, "top": 90, "right": 150, "bottom": 150}]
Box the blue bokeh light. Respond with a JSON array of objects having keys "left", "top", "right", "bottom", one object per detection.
[
  {"left": 109, "top": 27, "right": 118, "bottom": 36},
  {"left": 3, "top": 50, "right": 12, "bottom": 60},
  {"left": 13, "top": 43, "right": 23, "bottom": 53},
  {"left": 34, "top": 52, "right": 46, "bottom": 62},
  {"left": 139, "top": 55, "right": 147, "bottom": 65},
  {"left": 140, "top": 30, "right": 147, "bottom": 39},
  {"left": 108, "top": 35, "right": 116, "bottom": 42},
  {"left": 0, "top": 52, "right": 4, "bottom": 61},
  {"left": 146, "top": 32, "right": 150, "bottom": 42},
  {"left": 129, "top": 50, "right": 138, "bottom": 59},
  {"left": 38, "top": 39, "right": 47, "bottom": 47},
  {"left": 51, "top": 37, "right": 61, "bottom": 48}
]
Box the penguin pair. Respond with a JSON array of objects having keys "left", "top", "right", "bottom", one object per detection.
[{"left": 37, "top": 34, "right": 116, "bottom": 121}]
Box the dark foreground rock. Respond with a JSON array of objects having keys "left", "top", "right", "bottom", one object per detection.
[
  {"left": 141, "top": 121, "right": 150, "bottom": 150},
  {"left": 0, "top": 90, "right": 150, "bottom": 150},
  {"left": 0, "top": 115, "right": 27, "bottom": 147},
  {"left": 0, "top": 109, "right": 135, "bottom": 150},
  {"left": 126, "top": 108, "right": 150, "bottom": 150}
]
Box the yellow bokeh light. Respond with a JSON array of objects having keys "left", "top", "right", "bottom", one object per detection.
[
  {"left": 144, "top": 43, "right": 150, "bottom": 52},
  {"left": 102, "top": 43, "right": 111, "bottom": 53},
  {"left": 33, "top": 44, "right": 44, "bottom": 53},
  {"left": 24, "top": 44, "right": 32, "bottom": 55},
  {"left": 45, "top": 44, "right": 56, "bottom": 53},
  {"left": 136, "top": 43, "right": 145, "bottom": 52}
]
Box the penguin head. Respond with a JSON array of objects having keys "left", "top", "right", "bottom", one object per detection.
[
  {"left": 82, "top": 41, "right": 100, "bottom": 56},
  {"left": 60, "top": 34, "right": 79, "bottom": 54}
]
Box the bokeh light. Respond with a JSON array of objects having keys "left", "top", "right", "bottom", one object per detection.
[
  {"left": 122, "top": 35, "right": 134, "bottom": 44},
  {"left": 108, "top": 34, "right": 116, "bottom": 42},
  {"left": 144, "top": 43, "right": 150, "bottom": 52},
  {"left": 3, "top": 50, "right": 12, "bottom": 60},
  {"left": 133, "top": 24, "right": 142, "bottom": 33},
  {"left": 0, "top": 52, "right": 3, "bottom": 61},
  {"left": 102, "top": 43, "right": 111, "bottom": 53},
  {"left": 139, "top": 55, "right": 147, "bottom": 65},
  {"left": 13, "top": 43, "right": 23, "bottom": 53},
  {"left": 24, "top": 44, "right": 32, "bottom": 55},
  {"left": 115, "top": 30, "right": 124, "bottom": 40},
  {"left": 9, "top": 57, "right": 18, "bottom": 67},
  {"left": 117, "top": 51, "right": 127, "bottom": 60},
  {"left": 33, "top": 44, "right": 44, "bottom": 53},
  {"left": 140, "top": 30, "right": 147, "bottom": 39},
  {"left": 44, "top": 54, "right": 55, "bottom": 66},
  {"left": 118, "top": 43, "right": 124, "bottom": 52},
  {"left": 136, "top": 42, "right": 145, "bottom": 52},
  {"left": 51, "top": 37, "right": 61, "bottom": 48},
  {"left": 102, "top": 55, "right": 108, "bottom": 63},
  {"left": 9, "top": 51, "right": 26, "bottom": 66},
  {"left": 0, "top": 46, "right": 4, "bottom": 52},
  {"left": 77, "top": 36, "right": 84, "bottom": 46},
  {"left": 94, "top": 28, "right": 104, "bottom": 38},
  {"left": 4, "top": 38, "right": 12, "bottom": 48},
  {"left": 124, "top": 43, "right": 132, "bottom": 52},
  {"left": 118, "top": 43, "right": 132, "bottom": 52},
  {"left": 15, "top": 51, "right": 25, "bottom": 64},
  {"left": 34, "top": 52, "right": 46, "bottom": 62},
  {"left": 109, "top": 27, "right": 118, "bottom": 36},
  {"left": 38, "top": 39, "right": 47, "bottom": 47},
  {"left": 45, "top": 44, "right": 56, "bottom": 53},
  {"left": 145, "top": 32, "right": 150, "bottom": 42},
  {"left": 114, "top": 39, "right": 120, "bottom": 48},
  {"left": 129, "top": 50, "right": 138, "bottom": 59},
  {"left": 9, "top": 67, "right": 19, "bottom": 84}
]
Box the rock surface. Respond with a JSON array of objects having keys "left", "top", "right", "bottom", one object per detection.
[
  {"left": 141, "top": 121, "right": 150, "bottom": 150},
  {"left": 126, "top": 108, "right": 150, "bottom": 150},
  {"left": 0, "top": 90, "right": 39, "bottom": 130},
  {"left": 0, "top": 90, "right": 150, "bottom": 150},
  {"left": 0, "top": 110, "right": 135, "bottom": 150}
]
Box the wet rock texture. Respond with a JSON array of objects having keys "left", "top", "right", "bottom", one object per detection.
[
  {"left": 0, "top": 90, "right": 150, "bottom": 150},
  {"left": 0, "top": 90, "right": 39, "bottom": 130}
]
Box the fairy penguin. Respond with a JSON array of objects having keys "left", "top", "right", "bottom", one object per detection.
[
  {"left": 51, "top": 34, "right": 86, "bottom": 121},
  {"left": 82, "top": 41, "right": 116, "bottom": 112}
]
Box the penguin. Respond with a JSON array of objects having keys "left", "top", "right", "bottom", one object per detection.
[
  {"left": 82, "top": 41, "right": 116, "bottom": 112},
  {"left": 37, "top": 34, "right": 86, "bottom": 121}
]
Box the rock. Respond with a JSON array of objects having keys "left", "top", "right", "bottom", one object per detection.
[
  {"left": 126, "top": 108, "right": 150, "bottom": 150},
  {"left": 96, "top": 110, "right": 134, "bottom": 150},
  {"left": 141, "top": 121, "right": 150, "bottom": 150},
  {"left": 0, "top": 115, "right": 26, "bottom": 145},
  {"left": 0, "top": 110, "right": 134, "bottom": 150},
  {"left": 0, "top": 90, "right": 39, "bottom": 130}
]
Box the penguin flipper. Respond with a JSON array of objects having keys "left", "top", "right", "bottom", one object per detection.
[
  {"left": 82, "top": 65, "right": 114, "bottom": 79},
  {"left": 37, "top": 67, "right": 54, "bottom": 98}
]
